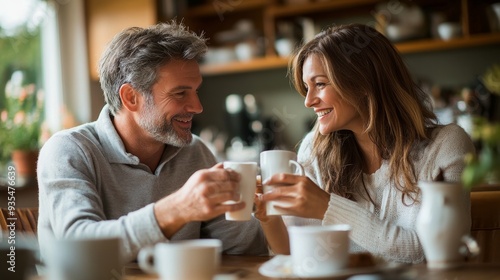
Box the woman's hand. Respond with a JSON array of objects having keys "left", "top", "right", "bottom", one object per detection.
[
  {"left": 254, "top": 175, "right": 291, "bottom": 254},
  {"left": 254, "top": 175, "right": 287, "bottom": 226},
  {"left": 260, "top": 173, "right": 330, "bottom": 220},
  {"left": 254, "top": 175, "right": 275, "bottom": 223}
]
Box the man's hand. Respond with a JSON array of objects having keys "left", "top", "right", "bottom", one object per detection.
[{"left": 154, "top": 163, "right": 244, "bottom": 238}]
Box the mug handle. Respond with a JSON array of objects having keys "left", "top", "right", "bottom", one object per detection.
[
  {"left": 459, "top": 235, "right": 480, "bottom": 258},
  {"left": 137, "top": 246, "right": 156, "bottom": 274},
  {"left": 289, "top": 160, "right": 304, "bottom": 176}
]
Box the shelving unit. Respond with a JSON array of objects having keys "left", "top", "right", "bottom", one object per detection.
[
  {"left": 266, "top": 0, "right": 381, "bottom": 17},
  {"left": 201, "top": 32, "right": 500, "bottom": 76},
  {"left": 396, "top": 32, "right": 500, "bottom": 53},
  {"left": 181, "top": 0, "right": 500, "bottom": 76},
  {"left": 200, "top": 56, "right": 288, "bottom": 76},
  {"left": 186, "top": 0, "right": 270, "bottom": 18}
]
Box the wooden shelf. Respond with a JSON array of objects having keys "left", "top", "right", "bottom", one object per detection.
[
  {"left": 200, "top": 56, "right": 288, "bottom": 76},
  {"left": 472, "top": 183, "right": 500, "bottom": 192},
  {"left": 396, "top": 33, "right": 500, "bottom": 53},
  {"left": 200, "top": 32, "right": 500, "bottom": 76},
  {"left": 184, "top": 0, "right": 500, "bottom": 76},
  {"left": 268, "top": 0, "right": 380, "bottom": 18},
  {"left": 186, "top": 0, "right": 273, "bottom": 18}
]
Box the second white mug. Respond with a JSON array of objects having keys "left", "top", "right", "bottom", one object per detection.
[
  {"left": 289, "top": 225, "right": 351, "bottom": 277},
  {"left": 138, "top": 239, "right": 222, "bottom": 280},
  {"left": 45, "top": 237, "right": 123, "bottom": 280},
  {"left": 260, "top": 150, "right": 304, "bottom": 216},
  {"left": 222, "top": 161, "right": 258, "bottom": 221}
]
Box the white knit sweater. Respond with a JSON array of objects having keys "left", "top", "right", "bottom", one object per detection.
[{"left": 283, "top": 124, "right": 474, "bottom": 264}]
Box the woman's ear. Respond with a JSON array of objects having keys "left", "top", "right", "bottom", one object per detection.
[{"left": 119, "top": 83, "right": 140, "bottom": 112}]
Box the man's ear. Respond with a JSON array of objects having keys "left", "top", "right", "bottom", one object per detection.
[{"left": 119, "top": 83, "right": 140, "bottom": 112}]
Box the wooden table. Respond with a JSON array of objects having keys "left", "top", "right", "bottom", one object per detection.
[{"left": 124, "top": 255, "right": 500, "bottom": 280}]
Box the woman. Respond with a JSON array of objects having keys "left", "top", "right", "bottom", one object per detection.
[{"left": 255, "top": 23, "right": 474, "bottom": 264}]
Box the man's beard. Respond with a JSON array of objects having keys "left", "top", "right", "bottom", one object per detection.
[{"left": 138, "top": 99, "right": 193, "bottom": 147}]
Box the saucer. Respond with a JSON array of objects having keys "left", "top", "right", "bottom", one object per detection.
[{"left": 258, "top": 255, "right": 403, "bottom": 279}]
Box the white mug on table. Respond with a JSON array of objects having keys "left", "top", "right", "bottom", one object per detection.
[
  {"left": 45, "top": 237, "right": 123, "bottom": 280},
  {"left": 288, "top": 225, "right": 351, "bottom": 277},
  {"left": 260, "top": 150, "right": 304, "bottom": 215},
  {"left": 138, "top": 239, "right": 222, "bottom": 280},
  {"left": 222, "top": 161, "right": 258, "bottom": 221}
]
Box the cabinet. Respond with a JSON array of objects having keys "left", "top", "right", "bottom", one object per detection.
[
  {"left": 181, "top": 0, "right": 500, "bottom": 76},
  {"left": 85, "top": 0, "right": 157, "bottom": 80}
]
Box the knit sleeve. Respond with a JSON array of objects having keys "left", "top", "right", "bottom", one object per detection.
[
  {"left": 322, "top": 194, "right": 424, "bottom": 264},
  {"left": 297, "top": 131, "right": 322, "bottom": 187},
  {"left": 418, "top": 124, "right": 475, "bottom": 183}
]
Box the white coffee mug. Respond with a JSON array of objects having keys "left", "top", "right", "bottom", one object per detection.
[
  {"left": 138, "top": 239, "right": 222, "bottom": 280},
  {"left": 0, "top": 234, "right": 38, "bottom": 280},
  {"left": 45, "top": 237, "right": 123, "bottom": 280},
  {"left": 260, "top": 150, "right": 304, "bottom": 215},
  {"left": 288, "top": 225, "right": 351, "bottom": 277},
  {"left": 223, "top": 161, "right": 258, "bottom": 221}
]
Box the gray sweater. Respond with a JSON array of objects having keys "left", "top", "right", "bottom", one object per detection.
[{"left": 37, "top": 106, "right": 268, "bottom": 261}]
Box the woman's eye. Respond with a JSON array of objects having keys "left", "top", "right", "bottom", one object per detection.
[{"left": 316, "top": 82, "right": 326, "bottom": 88}]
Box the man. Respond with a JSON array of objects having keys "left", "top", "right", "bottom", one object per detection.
[{"left": 37, "top": 21, "right": 268, "bottom": 261}]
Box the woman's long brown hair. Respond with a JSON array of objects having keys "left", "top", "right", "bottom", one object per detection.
[{"left": 289, "top": 24, "right": 437, "bottom": 204}]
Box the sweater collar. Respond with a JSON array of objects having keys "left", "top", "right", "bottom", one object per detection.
[
  {"left": 94, "top": 105, "right": 183, "bottom": 168},
  {"left": 95, "top": 105, "right": 139, "bottom": 164}
]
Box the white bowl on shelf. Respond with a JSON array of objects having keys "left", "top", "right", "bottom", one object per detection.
[
  {"left": 438, "top": 22, "right": 462, "bottom": 40},
  {"left": 275, "top": 38, "right": 294, "bottom": 57},
  {"left": 204, "top": 47, "right": 236, "bottom": 64},
  {"left": 492, "top": 3, "right": 500, "bottom": 31},
  {"left": 386, "top": 24, "right": 418, "bottom": 42}
]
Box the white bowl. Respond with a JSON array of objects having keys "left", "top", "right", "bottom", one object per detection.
[
  {"left": 275, "top": 38, "right": 294, "bottom": 57},
  {"left": 438, "top": 22, "right": 462, "bottom": 40},
  {"left": 386, "top": 24, "right": 416, "bottom": 41}
]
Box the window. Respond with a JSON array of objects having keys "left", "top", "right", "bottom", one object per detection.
[
  {"left": 0, "top": 0, "right": 47, "bottom": 165},
  {"left": 0, "top": 0, "right": 71, "bottom": 181}
]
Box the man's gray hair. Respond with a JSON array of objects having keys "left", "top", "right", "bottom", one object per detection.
[{"left": 98, "top": 20, "right": 207, "bottom": 116}]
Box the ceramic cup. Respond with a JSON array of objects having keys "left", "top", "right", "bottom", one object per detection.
[
  {"left": 260, "top": 150, "right": 304, "bottom": 216},
  {"left": 45, "top": 237, "right": 123, "bottom": 280},
  {"left": 0, "top": 234, "right": 38, "bottom": 280},
  {"left": 138, "top": 239, "right": 222, "bottom": 280},
  {"left": 437, "top": 22, "right": 462, "bottom": 40},
  {"left": 491, "top": 3, "right": 500, "bottom": 31},
  {"left": 416, "top": 181, "right": 480, "bottom": 269},
  {"left": 288, "top": 225, "right": 351, "bottom": 277},
  {"left": 274, "top": 38, "right": 294, "bottom": 57},
  {"left": 222, "top": 161, "right": 258, "bottom": 221}
]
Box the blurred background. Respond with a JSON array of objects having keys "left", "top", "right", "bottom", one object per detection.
[{"left": 1, "top": 0, "right": 500, "bottom": 207}]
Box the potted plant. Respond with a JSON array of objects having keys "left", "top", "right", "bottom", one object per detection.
[
  {"left": 0, "top": 70, "right": 44, "bottom": 177},
  {"left": 461, "top": 64, "right": 500, "bottom": 189},
  {"left": 462, "top": 118, "right": 500, "bottom": 188}
]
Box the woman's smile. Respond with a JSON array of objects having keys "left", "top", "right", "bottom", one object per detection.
[{"left": 316, "top": 109, "right": 332, "bottom": 118}]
